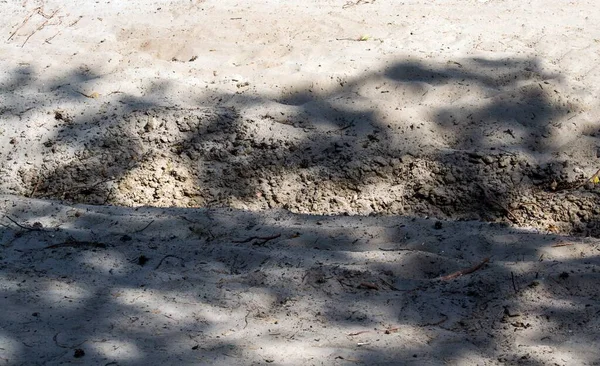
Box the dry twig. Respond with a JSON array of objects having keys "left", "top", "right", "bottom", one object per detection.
[
  {"left": 232, "top": 233, "right": 281, "bottom": 245},
  {"left": 358, "top": 282, "right": 379, "bottom": 290},
  {"left": 53, "top": 332, "right": 86, "bottom": 348},
  {"left": 585, "top": 168, "right": 600, "bottom": 186},
  {"left": 28, "top": 175, "right": 42, "bottom": 198},
  {"left": 551, "top": 242, "right": 574, "bottom": 248},
  {"left": 347, "top": 330, "right": 370, "bottom": 336},
  {"left": 4, "top": 215, "right": 43, "bottom": 231},
  {"left": 347, "top": 326, "right": 400, "bottom": 337},
  {"left": 134, "top": 220, "right": 154, "bottom": 233},
  {"left": 511, "top": 271, "right": 519, "bottom": 294},
  {"left": 476, "top": 183, "right": 521, "bottom": 224},
  {"left": 342, "top": 0, "right": 374, "bottom": 9},
  {"left": 7, "top": 6, "right": 41, "bottom": 42},
  {"left": 379, "top": 277, "right": 400, "bottom": 291},
  {"left": 379, "top": 247, "right": 418, "bottom": 252},
  {"left": 439, "top": 257, "right": 490, "bottom": 281},
  {"left": 45, "top": 241, "right": 106, "bottom": 250},
  {"left": 155, "top": 255, "right": 185, "bottom": 270},
  {"left": 21, "top": 9, "right": 59, "bottom": 47}
]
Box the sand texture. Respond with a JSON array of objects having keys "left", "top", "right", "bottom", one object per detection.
[{"left": 1, "top": 0, "right": 600, "bottom": 364}]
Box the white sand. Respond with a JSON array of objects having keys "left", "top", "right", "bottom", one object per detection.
[{"left": 1, "top": 0, "right": 600, "bottom": 364}]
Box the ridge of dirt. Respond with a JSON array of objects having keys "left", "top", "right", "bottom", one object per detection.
[{"left": 8, "top": 105, "right": 600, "bottom": 237}]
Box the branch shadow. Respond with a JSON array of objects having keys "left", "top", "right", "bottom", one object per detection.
[
  {"left": 1, "top": 55, "right": 600, "bottom": 364},
  {"left": 1, "top": 199, "right": 599, "bottom": 365}
]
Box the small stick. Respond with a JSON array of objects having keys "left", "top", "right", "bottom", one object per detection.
[
  {"left": 29, "top": 175, "right": 42, "bottom": 198},
  {"left": 337, "top": 123, "right": 354, "bottom": 131},
  {"left": 555, "top": 168, "right": 600, "bottom": 192},
  {"left": 68, "top": 16, "right": 83, "bottom": 27},
  {"left": 21, "top": 18, "right": 48, "bottom": 47},
  {"left": 439, "top": 257, "right": 490, "bottom": 281},
  {"left": 179, "top": 215, "right": 199, "bottom": 224},
  {"left": 44, "top": 30, "right": 61, "bottom": 44},
  {"left": 21, "top": 9, "right": 59, "bottom": 48},
  {"left": 348, "top": 326, "right": 400, "bottom": 337},
  {"left": 74, "top": 90, "right": 99, "bottom": 99},
  {"left": 379, "top": 278, "right": 400, "bottom": 291},
  {"left": 134, "top": 220, "right": 154, "bottom": 233},
  {"left": 551, "top": 242, "right": 574, "bottom": 248},
  {"left": 37, "top": 8, "right": 59, "bottom": 19},
  {"left": 232, "top": 233, "right": 281, "bottom": 245},
  {"left": 155, "top": 255, "right": 185, "bottom": 270},
  {"left": 358, "top": 282, "right": 379, "bottom": 290},
  {"left": 421, "top": 314, "right": 448, "bottom": 327},
  {"left": 379, "top": 247, "right": 418, "bottom": 252},
  {"left": 585, "top": 168, "right": 600, "bottom": 185},
  {"left": 342, "top": 0, "right": 369, "bottom": 9},
  {"left": 102, "top": 187, "right": 114, "bottom": 205},
  {"left": 348, "top": 330, "right": 370, "bottom": 336},
  {"left": 4, "top": 216, "right": 42, "bottom": 231},
  {"left": 476, "top": 183, "right": 521, "bottom": 225},
  {"left": 511, "top": 271, "right": 519, "bottom": 294},
  {"left": 7, "top": 6, "right": 41, "bottom": 41},
  {"left": 53, "top": 332, "right": 86, "bottom": 348},
  {"left": 45, "top": 241, "right": 106, "bottom": 250}
]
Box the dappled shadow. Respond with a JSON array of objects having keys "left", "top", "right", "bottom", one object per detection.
[
  {"left": 5, "top": 56, "right": 594, "bottom": 233},
  {"left": 1, "top": 198, "right": 599, "bottom": 364},
  {"left": 2, "top": 54, "right": 600, "bottom": 364},
  {"left": 186, "top": 57, "right": 587, "bottom": 226}
]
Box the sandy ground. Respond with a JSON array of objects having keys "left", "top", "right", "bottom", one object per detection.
[
  {"left": 2, "top": 195, "right": 600, "bottom": 365},
  {"left": 1, "top": 0, "right": 600, "bottom": 364}
]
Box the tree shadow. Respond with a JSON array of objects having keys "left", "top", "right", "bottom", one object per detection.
[
  {"left": 1, "top": 55, "right": 600, "bottom": 364},
  {"left": 7, "top": 56, "right": 592, "bottom": 230},
  {"left": 1, "top": 199, "right": 599, "bottom": 364}
]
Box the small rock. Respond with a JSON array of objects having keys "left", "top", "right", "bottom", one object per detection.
[
  {"left": 468, "top": 151, "right": 483, "bottom": 159},
  {"left": 373, "top": 156, "right": 387, "bottom": 167},
  {"left": 399, "top": 154, "right": 413, "bottom": 164},
  {"left": 482, "top": 155, "right": 495, "bottom": 165},
  {"left": 414, "top": 184, "right": 432, "bottom": 198},
  {"left": 443, "top": 173, "right": 456, "bottom": 184},
  {"left": 144, "top": 117, "right": 157, "bottom": 132}
]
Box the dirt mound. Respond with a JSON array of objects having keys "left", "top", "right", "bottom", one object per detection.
[{"left": 12, "top": 106, "right": 600, "bottom": 237}]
